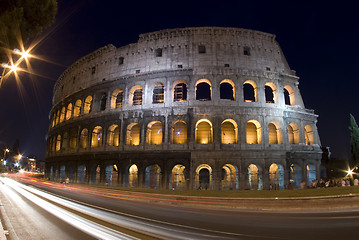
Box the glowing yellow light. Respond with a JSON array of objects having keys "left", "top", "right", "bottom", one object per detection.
[
  {"left": 9, "top": 63, "right": 19, "bottom": 74},
  {"left": 347, "top": 169, "right": 354, "bottom": 175}
]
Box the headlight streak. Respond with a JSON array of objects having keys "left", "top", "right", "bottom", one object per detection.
[
  {"left": 1, "top": 177, "right": 138, "bottom": 240},
  {"left": 2, "top": 176, "right": 249, "bottom": 240}
]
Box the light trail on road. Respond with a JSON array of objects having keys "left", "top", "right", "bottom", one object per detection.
[{"left": 1, "top": 177, "right": 261, "bottom": 240}]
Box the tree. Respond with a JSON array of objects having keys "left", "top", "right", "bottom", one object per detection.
[
  {"left": 0, "top": 0, "right": 57, "bottom": 62},
  {"left": 349, "top": 114, "right": 359, "bottom": 167}
]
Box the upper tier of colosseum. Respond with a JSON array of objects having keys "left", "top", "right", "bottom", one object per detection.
[{"left": 53, "top": 27, "right": 294, "bottom": 103}]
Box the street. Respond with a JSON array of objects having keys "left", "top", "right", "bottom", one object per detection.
[{"left": 1, "top": 175, "right": 359, "bottom": 239}]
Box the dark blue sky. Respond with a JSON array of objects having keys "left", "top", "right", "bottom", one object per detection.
[{"left": 1, "top": 0, "right": 358, "bottom": 160}]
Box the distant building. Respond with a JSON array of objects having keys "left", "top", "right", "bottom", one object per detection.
[{"left": 45, "top": 27, "right": 322, "bottom": 190}]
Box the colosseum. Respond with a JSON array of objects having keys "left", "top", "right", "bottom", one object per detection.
[{"left": 45, "top": 27, "right": 322, "bottom": 190}]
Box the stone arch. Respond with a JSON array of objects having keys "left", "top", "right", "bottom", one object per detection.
[
  {"left": 265, "top": 82, "right": 277, "bottom": 103},
  {"left": 221, "top": 119, "right": 238, "bottom": 144},
  {"left": 60, "top": 106, "right": 66, "bottom": 123},
  {"left": 284, "top": 85, "right": 295, "bottom": 106},
  {"left": 268, "top": 121, "right": 282, "bottom": 144},
  {"left": 195, "top": 119, "right": 213, "bottom": 144},
  {"left": 146, "top": 121, "right": 163, "bottom": 145},
  {"left": 105, "top": 164, "right": 118, "bottom": 186},
  {"left": 145, "top": 164, "right": 161, "bottom": 189},
  {"left": 171, "top": 120, "right": 187, "bottom": 144},
  {"left": 69, "top": 127, "right": 77, "bottom": 149},
  {"left": 111, "top": 89, "right": 123, "bottom": 109},
  {"left": 124, "top": 164, "right": 138, "bottom": 187},
  {"left": 173, "top": 80, "right": 187, "bottom": 102},
  {"left": 307, "top": 163, "right": 316, "bottom": 186},
  {"left": 248, "top": 164, "right": 263, "bottom": 190},
  {"left": 129, "top": 85, "right": 143, "bottom": 106},
  {"left": 66, "top": 103, "right": 72, "bottom": 120},
  {"left": 195, "top": 79, "right": 211, "bottom": 101},
  {"left": 290, "top": 163, "right": 302, "bottom": 189},
  {"left": 304, "top": 125, "right": 314, "bottom": 145},
  {"left": 77, "top": 164, "right": 86, "bottom": 183},
  {"left": 221, "top": 164, "right": 239, "bottom": 190},
  {"left": 220, "top": 79, "right": 235, "bottom": 100},
  {"left": 60, "top": 165, "right": 66, "bottom": 183},
  {"left": 89, "top": 164, "right": 101, "bottom": 185},
  {"left": 74, "top": 99, "right": 82, "bottom": 117},
  {"left": 107, "top": 124, "right": 120, "bottom": 146},
  {"left": 246, "top": 120, "right": 262, "bottom": 144},
  {"left": 243, "top": 80, "right": 257, "bottom": 102},
  {"left": 55, "top": 109, "right": 60, "bottom": 125},
  {"left": 195, "top": 164, "right": 212, "bottom": 190},
  {"left": 56, "top": 134, "right": 61, "bottom": 151},
  {"left": 84, "top": 95, "right": 93, "bottom": 114},
  {"left": 153, "top": 82, "right": 164, "bottom": 104},
  {"left": 67, "top": 163, "right": 75, "bottom": 183},
  {"left": 91, "top": 126, "right": 103, "bottom": 148},
  {"left": 288, "top": 123, "right": 300, "bottom": 144},
  {"left": 126, "top": 123, "right": 140, "bottom": 145},
  {"left": 80, "top": 128, "right": 88, "bottom": 149},
  {"left": 169, "top": 164, "right": 186, "bottom": 190},
  {"left": 269, "top": 163, "right": 285, "bottom": 190}
]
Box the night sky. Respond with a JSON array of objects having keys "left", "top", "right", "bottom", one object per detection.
[{"left": 1, "top": 0, "right": 358, "bottom": 160}]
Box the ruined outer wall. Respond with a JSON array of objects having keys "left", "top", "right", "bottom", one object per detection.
[{"left": 46, "top": 27, "right": 321, "bottom": 190}]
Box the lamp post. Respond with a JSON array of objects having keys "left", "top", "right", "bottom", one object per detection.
[{"left": 1, "top": 48, "right": 32, "bottom": 86}]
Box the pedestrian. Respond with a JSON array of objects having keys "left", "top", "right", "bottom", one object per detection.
[{"left": 354, "top": 178, "right": 359, "bottom": 186}]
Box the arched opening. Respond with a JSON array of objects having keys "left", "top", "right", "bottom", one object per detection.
[
  {"left": 269, "top": 163, "right": 285, "bottom": 190},
  {"left": 248, "top": 164, "right": 263, "bottom": 190},
  {"left": 290, "top": 163, "right": 302, "bottom": 189},
  {"left": 146, "top": 121, "right": 162, "bottom": 145},
  {"left": 304, "top": 125, "right": 314, "bottom": 145},
  {"left": 268, "top": 121, "right": 282, "bottom": 144},
  {"left": 60, "top": 106, "right": 65, "bottom": 123},
  {"left": 196, "top": 79, "right": 211, "bottom": 101},
  {"left": 74, "top": 99, "right": 82, "bottom": 117},
  {"left": 145, "top": 164, "right": 161, "bottom": 189},
  {"left": 171, "top": 120, "right": 187, "bottom": 144},
  {"left": 126, "top": 164, "right": 138, "bottom": 187},
  {"left": 60, "top": 165, "right": 65, "bottom": 183},
  {"left": 89, "top": 165, "right": 101, "bottom": 185},
  {"left": 126, "top": 123, "right": 140, "bottom": 146},
  {"left": 80, "top": 128, "right": 88, "bottom": 149},
  {"left": 91, "top": 126, "right": 103, "bottom": 148},
  {"left": 69, "top": 128, "right": 77, "bottom": 149},
  {"left": 66, "top": 103, "right": 72, "bottom": 120},
  {"left": 221, "top": 164, "right": 239, "bottom": 190},
  {"left": 170, "top": 164, "right": 186, "bottom": 190},
  {"left": 173, "top": 82, "right": 187, "bottom": 102},
  {"left": 55, "top": 110, "right": 60, "bottom": 125},
  {"left": 62, "top": 132, "right": 68, "bottom": 151},
  {"left": 84, "top": 96, "right": 93, "bottom": 114},
  {"left": 107, "top": 124, "right": 120, "bottom": 146},
  {"left": 77, "top": 164, "right": 86, "bottom": 184},
  {"left": 288, "top": 123, "right": 300, "bottom": 144},
  {"left": 220, "top": 79, "right": 235, "bottom": 100},
  {"left": 130, "top": 85, "right": 143, "bottom": 106},
  {"left": 111, "top": 89, "right": 123, "bottom": 109},
  {"left": 221, "top": 119, "right": 238, "bottom": 144},
  {"left": 307, "top": 164, "right": 316, "bottom": 186},
  {"left": 265, "top": 82, "right": 277, "bottom": 103},
  {"left": 153, "top": 82, "right": 164, "bottom": 104},
  {"left": 196, "top": 164, "right": 212, "bottom": 190},
  {"left": 105, "top": 164, "right": 118, "bottom": 186},
  {"left": 243, "top": 80, "right": 257, "bottom": 102},
  {"left": 100, "top": 92, "right": 107, "bottom": 111},
  {"left": 195, "top": 119, "right": 213, "bottom": 144},
  {"left": 284, "top": 85, "right": 295, "bottom": 106},
  {"left": 67, "top": 164, "right": 75, "bottom": 183},
  {"left": 56, "top": 134, "right": 61, "bottom": 151},
  {"left": 246, "top": 120, "right": 261, "bottom": 144}
]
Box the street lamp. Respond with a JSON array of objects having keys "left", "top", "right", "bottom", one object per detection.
[{"left": 1, "top": 48, "right": 32, "bottom": 86}]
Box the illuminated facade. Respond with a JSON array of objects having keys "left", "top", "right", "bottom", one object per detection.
[{"left": 45, "top": 27, "right": 322, "bottom": 190}]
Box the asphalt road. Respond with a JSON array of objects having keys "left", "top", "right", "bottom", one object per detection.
[{"left": 1, "top": 175, "right": 359, "bottom": 240}]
